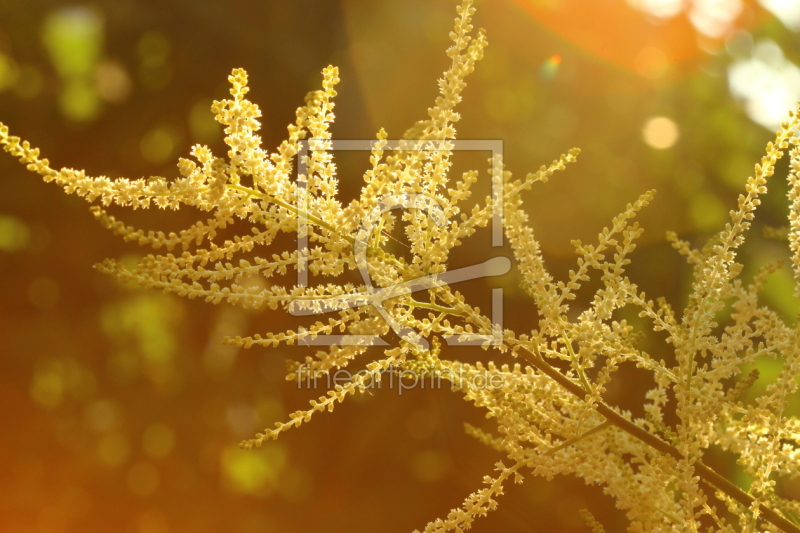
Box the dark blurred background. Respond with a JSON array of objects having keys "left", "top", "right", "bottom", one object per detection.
[{"left": 1, "top": 0, "right": 799, "bottom": 532}]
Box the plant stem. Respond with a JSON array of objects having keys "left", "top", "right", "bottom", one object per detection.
[
  {"left": 518, "top": 349, "right": 799, "bottom": 533},
  {"left": 231, "top": 180, "right": 798, "bottom": 531}
]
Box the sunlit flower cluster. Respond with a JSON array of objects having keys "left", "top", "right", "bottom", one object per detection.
[{"left": 3, "top": 1, "right": 800, "bottom": 531}]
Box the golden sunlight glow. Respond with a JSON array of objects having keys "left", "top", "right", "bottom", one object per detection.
[
  {"left": 635, "top": 47, "right": 669, "bottom": 78},
  {"left": 510, "top": 0, "right": 700, "bottom": 74},
  {"left": 629, "top": 0, "right": 743, "bottom": 38},
  {"left": 728, "top": 39, "right": 800, "bottom": 130},
  {"left": 759, "top": 0, "right": 800, "bottom": 31},
  {"left": 627, "top": 0, "right": 683, "bottom": 19},
  {"left": 642, "top": 116, "right": 679, "bottom": 149},
  {"left": 689, "top": 0, "right": 743, "bottom": 38}
]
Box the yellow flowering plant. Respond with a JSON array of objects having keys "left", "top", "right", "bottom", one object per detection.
[{"left": 2, "top": 1, "right": 800, "bottom": 531}]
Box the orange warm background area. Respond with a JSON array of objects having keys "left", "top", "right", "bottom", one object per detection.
[{"left": 0, "top": 1, "right": 799, "bottom": 532}]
